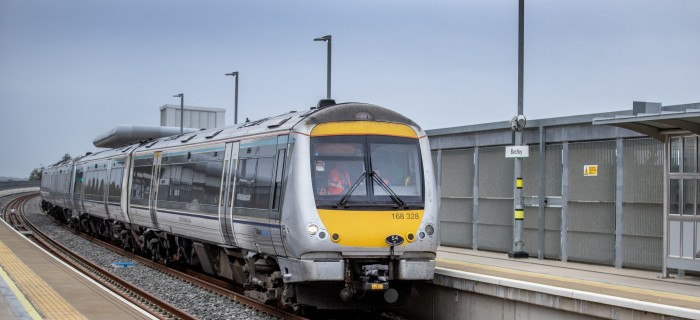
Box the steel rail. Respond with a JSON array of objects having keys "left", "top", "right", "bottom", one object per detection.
[
  {"left": 26, "top": 193, "right": 308, "bottom": 320},
  {"left": 10, "top": 193, "right": 194, "bottom": 320}
]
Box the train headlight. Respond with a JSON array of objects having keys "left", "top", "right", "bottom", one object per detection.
[
  {"left": 306, "top": 223, "right": 320, "bottom": 236},
  {"left": 407, "top": 233, "right": 415, "bottom": 242},
  {"left": 425, "top": 224, "right": 435, "bottom": 236}
]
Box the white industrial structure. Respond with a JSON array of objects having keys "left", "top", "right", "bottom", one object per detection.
[{"left": 160, "top": 104, "right": 225, "bottom": 130}]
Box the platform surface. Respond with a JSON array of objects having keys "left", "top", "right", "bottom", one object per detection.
[
  {"left": 436, "top": 246, "right": 700, "bottom": 314},
  {"left": 0, "top": 198, "right": 152, "bottom": 320}
]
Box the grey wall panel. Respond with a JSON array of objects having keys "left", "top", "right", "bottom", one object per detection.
[
  {"left": 568, "top": 141, "right": 616, "bottom": 202},
  {"left": 623, "top": 138, "right": 663, "bottom": 203},
  {"left": 568, "top": 232, "right": 615, "bottom": 265},
  {"left": 545, "top": 207, "right": 563, "bottom": 231},
  {"left": 441, "top": 149, "right": 473, "bottom": 197},
  {"left": 523, "top": 207, "right": 539, "bottom": 229},
  {"left": 622, "top": 235, "right": 662, "bottom": 270},
  {"left": 523, "top": 229, "right": 561, "bottom": 259},
  {"left": 568, "top": 202, "right": 616, "bottom": 233},
  {"left": 440, "top": 221, "right": 473, "bottom": 248},
  {"left": 545, "top": 145, "right": 564, "bottom": 197},
  {"left": 477, "top": 224, "right": 512, "bottom": 252},
  {"left": 479, "top": 147, "right": 514, "bottom": 198},
  {"left": 522, "top": 148, "right": 540, "bottom": 197},
  {"left": 440, "top": 198, "right": 473, "bottom": 223},
  {"left": 477, "top": 199, "right": 513, "bottom": 226},
  {"left": 622, "top": 203, "right": 663, "bottom": 236}
]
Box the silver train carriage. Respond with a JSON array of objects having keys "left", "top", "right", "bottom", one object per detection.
[{"left": 40, "top": 101, "right": 439, "bottom": 310}]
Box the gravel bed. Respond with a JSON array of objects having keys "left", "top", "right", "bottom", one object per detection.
[{"left": 23, "top": 198, "right": 278, "bottom": 320}]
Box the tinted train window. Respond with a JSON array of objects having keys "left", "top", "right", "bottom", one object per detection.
[
  {"left": 234, "top": 158, "right": 257, "bottom": 208},
  {"left": 108, "top": 167, "right": 124, "bottom": 203},
  {"left": 157, "top": 148, "right": 224, "bottom": 214},
  {"left": 131, "top": 165, "right": 152, "bottom": 206}
]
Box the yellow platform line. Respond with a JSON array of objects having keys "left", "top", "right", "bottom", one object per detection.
[
  {"left": 0, "top": 265, "right": 42, "bottom": 319},
  {"left": 437, "top": 257, "right": 700, "bottom": 305},
  {"left": 0, "top": 240, "right": 86, "bottom": 320}
]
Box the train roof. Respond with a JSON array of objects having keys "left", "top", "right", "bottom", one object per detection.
[{"left": 72, "top": 101, "right": 422, "bottom": 160}]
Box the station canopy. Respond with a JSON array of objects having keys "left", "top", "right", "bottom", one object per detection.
[{"left": 593, "top": 109, "right": 700, "bottom": 141}]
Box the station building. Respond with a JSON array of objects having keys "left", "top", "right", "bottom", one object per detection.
[{"left": 427, "top": 101, "right": 700, "bottom": 276}]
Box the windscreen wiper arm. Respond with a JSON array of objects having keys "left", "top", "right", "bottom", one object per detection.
[
  {"left": 371, "top": 171, "right": 407, "bottom": 208},
  {"left": 335, "top": 172, "right": 367, "bottom": 208}
]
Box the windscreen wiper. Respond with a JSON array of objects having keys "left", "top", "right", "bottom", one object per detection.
[
  {"left": 371, "top": 171, "right": 407, "bottom": 208},
  {"left": 335, "top": 172, "right": 367, "bottom": 208}
]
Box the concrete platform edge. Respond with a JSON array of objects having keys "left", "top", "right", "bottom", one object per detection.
[
  {"left": 0, "top": 196, "right": 157, "bottom": 320},
  {"left": 436, "top": 267, "right": 700, "bottom": 319}
]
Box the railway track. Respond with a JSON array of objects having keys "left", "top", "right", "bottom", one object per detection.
[{"left": 4, "top": 192, "right": 307, "bottom": 320}]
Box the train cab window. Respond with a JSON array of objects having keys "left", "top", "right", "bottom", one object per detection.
[{"left": 311, "top": 135, "right": 424, "bottom": 208}]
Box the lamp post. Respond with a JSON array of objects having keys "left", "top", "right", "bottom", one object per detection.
[
  {"left": 225, "top": 71, "right": 239, "bottom": 125},
  {"left": 173, "top": 93, "right": 184, "bottom": 134},
  {"left": 509, "top": 0, "right": 529, "bottom": 259},
  {"left": 314, "top": 35, "right": 332, "bottom": 99}
]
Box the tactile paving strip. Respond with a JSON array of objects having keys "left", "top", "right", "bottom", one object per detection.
[{"left": 0, "top": 240, "right": 86, "bottom": 319}]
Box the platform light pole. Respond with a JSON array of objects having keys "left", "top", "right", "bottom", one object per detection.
[
  {"left": 509, "top": 0, "right": 529, "bottom": 259},
  {"left": 173, "top": 93, "right": 184, "bottom": 134},
  {"left": 225, "top": 71, "right": 239, "bottom": 125},
  {"left": 314, "top": 35, "right": 332, "bottom": 99}
]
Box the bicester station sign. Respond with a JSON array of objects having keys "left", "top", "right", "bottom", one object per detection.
[{"left": 505, "top": 145, "right": 529, "bottom": 158}]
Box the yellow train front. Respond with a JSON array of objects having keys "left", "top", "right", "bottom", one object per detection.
[{"left": 280, "top": 101, "right": 439, "bottom": 309}]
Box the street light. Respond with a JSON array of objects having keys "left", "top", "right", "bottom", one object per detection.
[
  {"left": 225, "top": 71, "right": 239, "bottom": 125},
  {"left": 314, "top": 35, "right": 332, "bottom": 99},
  {"left": 508, "top": 0, "right": 529, "bottom": 259},
  {"left": 173, "top": 93, "right": 184, "bottom": 134}
]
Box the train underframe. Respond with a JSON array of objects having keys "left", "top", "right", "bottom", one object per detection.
[{"left": 41, "top": 201, "right": 424, "bottom": 311}]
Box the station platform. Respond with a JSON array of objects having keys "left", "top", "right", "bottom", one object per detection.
[
  {"left": 0, "top": 205, "right": 153, "bottom": 319},
  {"left": 435, "top": 246, "right": 700, "bottom": 319}
]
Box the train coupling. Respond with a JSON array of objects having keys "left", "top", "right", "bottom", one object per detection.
[{"left": 362, "top": 264, "right": 398, "bottom": 303}]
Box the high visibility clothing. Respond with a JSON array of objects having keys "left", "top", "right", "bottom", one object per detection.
[{"left": 327, "top": 168, "right": 351, "bottom": 195}]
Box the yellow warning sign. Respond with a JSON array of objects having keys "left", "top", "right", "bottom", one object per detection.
[{"left": 584, "top": 165, "right": 598, "bottom": 176}]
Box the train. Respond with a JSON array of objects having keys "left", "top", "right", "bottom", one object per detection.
[{"left": 40, "top": 100, "right": 439, "bottom": 311}]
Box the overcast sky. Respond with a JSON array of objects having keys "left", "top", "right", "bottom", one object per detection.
[{"left": 1, "top": 0, "right": 698, "bottom": 178}]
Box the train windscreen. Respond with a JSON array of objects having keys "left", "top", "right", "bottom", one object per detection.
[{"left": 311, "top": 135, "right": 424, "bottom": 208}]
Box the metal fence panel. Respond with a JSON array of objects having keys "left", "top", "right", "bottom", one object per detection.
[
  {"left": 568, "top": 202, "right": 616, "bottom": 265},
  {"left": 545, "top": 145, "right": 564, "bottom": 197},
  {"left": 474, "top": 146, "right": 514, "bottom": 252},
  {"left": 440, "top": 149, "right": 473, "bottom": 197},
  {"left": 440, "top": 198, "right": 473, "bottom": 223},
  {"left": 522, "top": 146, "right": 539, "bottom": 197},
  {"left": 479, "top": 147, "right": 514, "bottom": 198},
  {"left": 438, "top": 149, "right": 474, "bottom": 248},
  {"left": 623, "top": 138, "right": 663, "bottom": 202},
  {"left": 621, "top": 138, "right": 663, "bottom": 269},
  {"left": 476, "top": 198, "right": 512, "bottom": 252},
  {"left": 440, "top": 221, "right": 473, "bottom": 248},
  {"left": 569, "top": 141, "right": 616, "bottom": 202}
]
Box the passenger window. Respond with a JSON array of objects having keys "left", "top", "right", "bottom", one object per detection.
[
  {"left": 253, "top": 158, "right": 274, "bottom": 209},
  {"left": 235, "top": 158, "right": 257, "bottom": 208}
]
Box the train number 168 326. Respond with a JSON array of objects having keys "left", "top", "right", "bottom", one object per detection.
[{"left": 391, "top": 212, "right": 420, "bottom": 220}]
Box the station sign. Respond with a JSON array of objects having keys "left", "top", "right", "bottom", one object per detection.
[{"left": 505, "top": 146, "right": 529, "bottom": 158}]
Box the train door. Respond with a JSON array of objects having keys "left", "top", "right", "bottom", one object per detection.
[
  {"left": 220, "top": 142, "right": 240, "bottom": 246},
  {"left": 149, "top": 151, "right": 162, "bottom": 229},
  {"left": 73, "top": 164, "right": 86, "bottom": 215},
  {"left": 270, "top": 135, "right": 288, "bottom": 256},
  {"left": 103, "top": 162, "right": 112, "bottom": 220}
]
